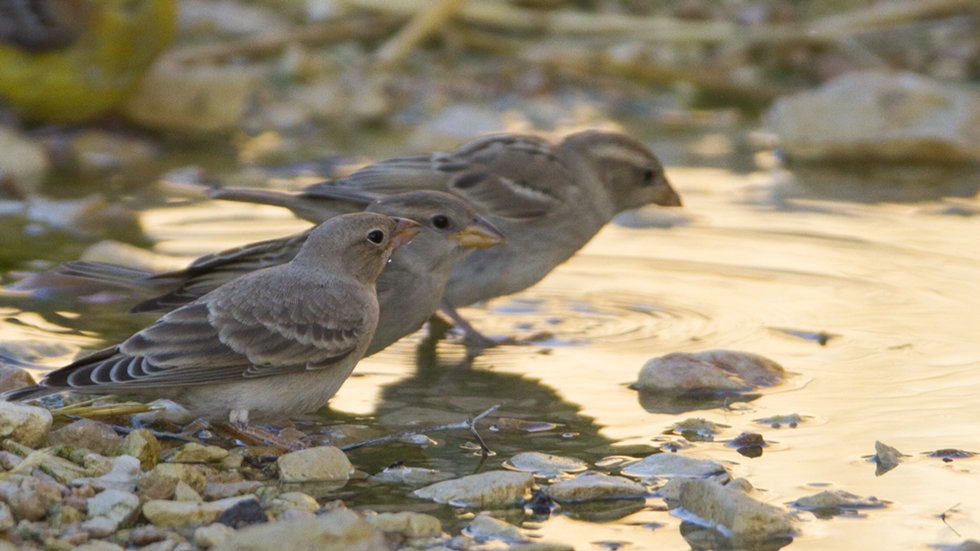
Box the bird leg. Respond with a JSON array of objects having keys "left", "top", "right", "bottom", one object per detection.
[
  {"left": 216, "top": 409, "right": 306, "bottom": 452},
  {"left": 439, "top": 300, "right": 518, "bottom": 351}
]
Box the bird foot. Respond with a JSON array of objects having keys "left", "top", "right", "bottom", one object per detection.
[{"left": 216, "top": 422, "right": 307, "bottom": 452}]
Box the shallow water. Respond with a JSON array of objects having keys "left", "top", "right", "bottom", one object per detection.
[{"left": 2, "top": 159, "right": 980, "bottom": 549}]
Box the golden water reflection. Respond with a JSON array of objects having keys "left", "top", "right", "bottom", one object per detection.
[{"left": 3, "top": 166, "right": 980, "bottom": 549}]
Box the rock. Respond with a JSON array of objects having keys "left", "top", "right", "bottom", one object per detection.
[
  {"left": 211, "top": 508, "right": 388, "bottom": 551},
  {"left": 0, "top": 401, "right": 53, "bottom": 447},
  {"left": 122, "top": 60, "right": 263, "bottom": 133},
  {"left": 0, "top": 451, "right": 22, "bottom": 470},
  {"left": 754, "top": 414, "right": 808, "bottom": 429},
  {"left": 673, "top": 418, "right": 726, "bottom": 439},
  {"left": 203, "top": 480, "right": 264, "bottom": 501},
  {"left": 670, "top": 478, "right": 796, "bottom": 544},
  {"left": 767, "top": 70, "right": 980, "bottom": 163},
  {"left": 194, "top": 523, "right": 236, "bottom": 548},
  {"left": 142, "top": 495, "right": 258, "bottom": 528},
  {"left": 0, "top": 126, "right": 49, "bottom": 195},
  {"left": 952, "top": 541, "right": 980, "bottom": 551},
  {"left": 82, "top": 453, "right": 115, "bottom": 478},
  {"left": 0, "top": 366, "right": 36, "bottom": 394},
  {"left": 87, "top": 489, "right": 140, "bottom": 526},
  {"left": 268, "top": 492, "right": 319, "bottom": 515},
  {"left": 73, "top": 542, "right": 125, "bottom": 551},
  {"left": 72, "top": 455, "right": 140, "bottom": 492},
  {"left": 277, "top": 446, "right": 352, "bottom": 483},
  {"left": 636, "top": 350, "right": 785, "bottom": 393},
  {"left": 506, "top": 452, "right": 588, "bottom": 478},
  {"left": 139, "top": 463, "right": 207, "bottom": 500},
  {"left": 64, "top": 130, "right": 158, "bottom": 175},
  {"left": 168, "top": 443, "right": 229, "bottom": 463},
  {"left": 0, "top": 502, "right": 14, "bottom": 530},
  {"left": 80, "top": 516, "right": 119, "bottom": 538},
  {"left": 3, "top": 480, "right": 47, "bottom": 521},
  {"left": 463, "top": 513, "right": 528, "bottom": 544},
  {"left": 873, "top": 441, "right": 905, "bottom": 476},
  {"left": 215, "top": 498, "right": 267, "bottom": 528},
  {"left": 546, "top": 472, "right": 648, "bottom": 502},
  {"left": 174, "top": 481, "right": 203, "bottom": 502},
  {"left": 48, "top": 420, "right": 123, "bottom": 456},
  {"left": 368, "top": 464, "right": 454, "bottom": 485},
  {"left": 415, "top": 471, "right": 534, "bottom": 507},
  {"left": 129, "top": 524, "right": 170, "bottom": 546},
  {"left": 364, "top": 511, "right": 442, "bottom": 538},
  {"left": 117, "top": 429, "right": 161, "bottom": 469},
  {"left": 792, "top": 490, "right": 887, "bottom": 511},
  {"left": 621, "top": 453, "right": 730, "bottom": 480}
]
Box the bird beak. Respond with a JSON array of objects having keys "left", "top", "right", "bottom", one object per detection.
[
  {"left": 389, "top": 218, "right": 422, "bottom": 251},
  {"left": 655, "top": 177, "right": 682, "bottom": 207},
  {"left": 450, "top": 217, "right": 507, "bottom": 249}
]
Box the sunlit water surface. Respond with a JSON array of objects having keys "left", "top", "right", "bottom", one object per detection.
[{"left": 2, "top": 165, "right": 980, "bottom": 550}]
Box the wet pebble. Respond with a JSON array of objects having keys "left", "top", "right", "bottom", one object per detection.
[
  {"left": 267, "top": 492, "right": 319, "bottom": 515},
  {"left": 117, "top": 430, "right": 162, "bottom": 470},
  {"left": 87, "top": 489, "right": 140, "bottom": 526},
  {"left": 276, "top": 446, "right": 352, "bottom": 483},
  {"left": 3, "top": 480, "right": 48, "bottom": 521},
  {"left": 174, "top": 481, "right": 203, "bottom": 502},
  {"left": 79, "top": 516, "right": 119, "bottom": 538},
  {"left": 0, "top": 366, "right": 36, "bottom": 394},
  {"left": 194, "top": 523, "right": 235, "bottom": 548},
  {"left": 364, "top": 511, "right": 442, "bottom": 538},
  {"left": 621, "top": 453, "right": 730, "bottom": 480},
  {"left": 0, "top": 401, "right": 53, "bottom": 447},
  {"left": 873, "top": 441, "right": 905, "bottom": 476},
  {"left": 928, "top": 449, "right": 975, "bottom": 460},
  {"left": 168, "top": 443, "right": 229, "bottom": 463},
  {"left": 210, "top": 508, "right": 387, "bottom": 551},
  {"left": 506, "top": 452, "right": 588, "bottom": 477},
  {"left": 792, "top": 489, "right": 887, "bottom": 511},
  {"left": 414, "top": 471, "right": 534, "bottom": 508},
  {"left": 636, "top": 350, "right": 786, "bottom": 393},
  {"left": 670, "top": 478, "right": 796, "bottom": 544},
  {"left": 215, "top": 498, "right": 267, "bottom": 529},
  {"left": 463, "top": 513, "right": 528, "bottom": 544},
  {"left": 368, "top": 464, "right": 454, "bottom": 485},
  {"left": 139, "top": 463, "right": 207, "bottom": 501},
  {"left": 142, "top": 495, "right": 258, "bottom": 528},
  {"left": 546, "top": 472, "right": 648, "bottom": 503},
  {"left": 673, "top": 418, "right": 727, "bottom": 440},
  {"left": 74, "top": 455, "right": 141, "bottom": 492},
  {"left": 203, "top": 479, "right": 264, "bottom": 501},
  {"left": 754, "top": 413, "right": 808, "bottom": 428}
]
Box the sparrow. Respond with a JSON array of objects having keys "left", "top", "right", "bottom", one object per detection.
[
  {"left": 4, "top": 213, "right": 421, "bottom": 424},
  {"left": 56, "top": 191, "right": 506, "bottom": 356},
  {"left": 0, "top": 0, "right": 176, "bottom": 123},
  {"left": 208, "top": 130, "right": 681, "bottom": 343}
]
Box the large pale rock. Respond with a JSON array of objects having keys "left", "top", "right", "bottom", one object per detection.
[
  {"left": 0, "top": 366, "right": 36, "bottom": 394},
  {"left": 73, "top": 455, "right": 141, "bottom": 492},
  {"left": 767, "top": 70, "right": 980, "bottom": 162},
  {"left": 0, "top": 401, "right": 52, "bottom": 447},
  {"left": 507, "top": 452, "right": 588, "bottom": 477},
  {"left": 415, "top": 471, "right": 533, "bottom": 507},
  {"left": 546, "top": 472, "right": 648, "bottom": 502},
  {"left": 87, "top": 489, "right": 140, "bottom": 526},
  {"left": 636, "top": 350, "right": 785, "bottom": 393},
  {"left": 276, "top": 446, "right": 352, "bottom": 483},
  {"left": 621, "top": 453, "right": 730, "bottom": 480},
  {"left": 211, "top": 508, "right": 388, "bottom": 551},
  {"left": 0, "top": 127, "right": 49, "bottom": 194},
  {"left": 669, "top": 478, "right": 796, "bottom": 543},
  {"left": 364, "top": 511, "right": 441, "bottom": 538},
  {"left": 142, "top": 495, "right": 257, "bottom": 528},
  {"left": 47, "top": 419, "right": 121, "bottom": 455}
]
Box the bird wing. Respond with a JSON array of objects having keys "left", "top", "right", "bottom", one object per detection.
[
  {"left": 132, "top": 231, "right": 312, "bottom": 313},
  {"left": 303, "top": 134, "right": 571, "bottom": 221},
  {"left": 45, "top": 281, "right": 368, "bottom": 390}
]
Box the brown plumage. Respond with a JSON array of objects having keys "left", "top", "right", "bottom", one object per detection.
[{"left": 3, "top": 213, "right": 421, "bottom": 423}]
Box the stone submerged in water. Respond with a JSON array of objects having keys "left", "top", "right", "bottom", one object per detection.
[
  {"left": 621, "top": 453, "right": 730, "bottom": 480},
  {"left": 636, "top": 350, "right": 785, "bottom": 393},
  {"left": 667, "top": 478, "right": 796, "bottom": 546},
  {"left": 210, "top": 508, "right": 388, "bottom": 551},
  {"left": 766, "top": 70, "right": 980, "bottom": 163},
  {"left": 415, "top": 471, "right": 534, "bottom": 508},
  {"left": 546, "top": 472, "right": 649, "bottom": 503}
]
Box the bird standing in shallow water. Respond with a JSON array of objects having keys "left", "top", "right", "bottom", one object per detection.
[
  {"left": 0, "top": 0, "right": 176, "bottom": 123},
  {"left": 55, "top": 191, "right": 507, "bottom": 356},
  {"left": 4, "top": 213, "right": 421, "bottom": 425},
  {"left": 209, "top": 130, "right": 682, "bottom": 345}
]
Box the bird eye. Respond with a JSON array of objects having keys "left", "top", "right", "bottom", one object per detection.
[
  {"left": 642, "top": 168, "right": 657, "bottom": 184},
  {"left": 367, "top": 230, "right": 385, "bottom": 244},
  {"left": 431, "top": 214, "right": 449, "bottom": 229}
]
